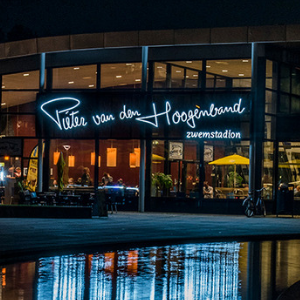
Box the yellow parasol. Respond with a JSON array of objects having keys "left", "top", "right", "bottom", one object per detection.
[
  {"left": 152, "top": 154, "right": 165, "bottom": 161},
  {"left": 209, "top": 154, "right": 249, "bottom": 187}
]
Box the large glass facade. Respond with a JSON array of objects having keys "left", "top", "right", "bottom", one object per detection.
[{"left": 2, "top": 46, "right": 286, "bottom": 214}]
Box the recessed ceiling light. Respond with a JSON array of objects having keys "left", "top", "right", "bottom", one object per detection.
[
  {"left": 73, "top": 67, "right": 80, "bottom": 70},
  {"left": 242, "top": 60, "right": 249, "bottom": 63},
  {"left": 239, "top": 74, "right": 245, "bottom": 77},
  {"left": 193, "top": 74, "right": 198, "bottom": 77},
  {"left": 116, "top": 75, "right": 122, "bottom": 78},
  {"left": 206, "top": 65, "right": 211, "bottom": 68},
  {"left": 1, "top": 103, "right": 6, "bottom": 106},
  {"left": 23, "top": 73, "right": 29, "bottom": 77},
  {"left": 186, "top": 61, "right": 192, "bottom": 63},
  {"left": 68, "top": 81, "right": 74, "bottom": 84},
  {"left": 135, "top": 79, "right": 141, "bottom": 82},
  {"left": 222, "top": 70, "right": 228, "bottom": 73},
  {"left": 186, "top": 76, "right": 189, "bottom": 78},
  {"left": 157, "top": 66, "right": 163, "bottom": 69},
  {"left": 215, "top": 61, "right": 228, "bottom": 65},
  {"left": 126, "top": 63, "right": 132, "bottom": 66},
  {"left": 1, "top": 86, "right": 5, "bottom": 89},
  {"left": 88, "top": 85, "right": 94, "bottom": 88},
  {"left": 176, "top": 70, "right": 182, "bottom": 73}
]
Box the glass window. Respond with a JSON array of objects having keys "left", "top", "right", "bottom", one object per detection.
[
  {"left": 1, "top": 91, "right": 37, "bottom": 113},
  {"left": 291, "top": 66, "right": 300, "bottom": 96},
  {"left": 154, "top": 61, "right": 202, "bottom": 89},
  {"left": 97, "top": 139, "right": 140, "bottom": 188},
  {"left": 206, "top": 74, "right": 215, "bottom": 88},
  {"left": 280, "top": 64, "right": 290, "bottom": 93},
  {"left": 215, "top": 76, "right": 227, "bottom": 88},
  {"left": 265, "top": 90, "right": 277, "bottom": 114},
  {"left": 53, "top": 65, "right": 97, "bottom": 89},
  {"left": 278, "top": 142, "right": 300, "bottom": 191},
  {"left": 233, "top": 78, "right": 251, "bottom": 88},
  {"left": 291, "top": 96, "right": 300, "bottom": 113},
  {"left": 206, "top": 59, "right": 251, "bottom": 89},
  {"left": 264, "top": 115, "right": 276, "bottom": 140},
  {"left": 153, "top": 63, "right": 167, "bottom": 88},
  {"left": 205, "top": 141, "right": 250, "bottom": 199},
  {"left": 50, "top": 139, "right": 95, "bottom": 188},
  {"left": 263, "top": 142, "right": 273, "bottom": 199},
  {"left": 23, "top": 139, "right": 39, "bottom": 157},
  {"left": 185, "top": 69, "right": 199, "bottom": 88},
  {"left": 266, "top": 60, "right": 277, "bottom": 90},
  {"left": 151, "top": 140, "right": 199, "bottom": 198},
  {"left": 101, "top": 63, "right": 142, "bottom": 89},
  {"left": 171, "top": 66, "right": 184, "bottom": 88},
  {"left": 0, "top": 114, "right": 35, "bottom": 137},
  {"left": 278, "top": 94, "right": 290, "bottom": 113},
  {"left": 2, "top": 70, "right": 40, "bottom": 90}
]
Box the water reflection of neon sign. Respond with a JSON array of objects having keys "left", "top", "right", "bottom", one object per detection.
[{"left": 40, "top": 97, "right": 246, "bottom": 138}]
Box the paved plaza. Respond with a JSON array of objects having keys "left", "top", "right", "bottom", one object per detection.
[{"left": 1, "top": 212, "right": 300, "bottom": 263}]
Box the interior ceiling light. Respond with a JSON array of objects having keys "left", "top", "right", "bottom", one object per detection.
[
  {"left": 135, "top": 79, "right": 141, "bottom": 82},
  {"left": 157, "top": 66, "right": 163, "bottom": 69},
  {"left": 193, "top": 74, "right": 198, "bottom": 77},
  {"left": 116, "top": 75, "right": 122, "bottom": 78},
  {"left": 126, "top": 63, "right": 132, "bottom": 66},
  {"left": 1, "top": 103, "right": 6, "bottom": 106},
  {"left": 68, "top": 81, "right": 74, "bottom": 84},
  {"left": 206, "top": 65, "right": 211, "bottom": 68},
  {"left": 239, "top": 74, "right": 245, "bottom": 77},
  {"left": 215, "top": 61, "right": 228, "bottom": 65},
  {"left": 1, "top": 86, "right": 5, "bottom": 88},
  {"left": 73, "top": 67, "right": 80, "bottom": 70},
  {"left": 222, "top": 70, "right": 228, "bottom": 73},
  {"left": 88, "top": 85, "right": 94, "bottom": 88},
  {"left": 242, "top": 60, "right": 249, "bottom": 63},
  {"left": 176, "top": 70, "right": 182, "bottom": 73},
  {"left": 23, "top": 73, "right": 29, "bottom": 76},
  {"left": 186, "top": 61, "right": 192, "bottom": 63},
  {"left": 110, "top": 67, "right": 116, "bottom": 70}
]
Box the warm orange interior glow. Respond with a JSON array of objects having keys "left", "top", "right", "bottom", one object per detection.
[
  {"left": 68, "top": 155, "right": 75, "bottom": 167},
  {"left": 107, "top": 148, "right": 117, "bottom": 167},
  {"left": 134, "top": 148, "right": 140, "bottom": 167},
  {"left": 129, "top": 152, "right": 137, "bottom": 168},
  {"left": 53, "top": 151, "right": 60, "bottom": 165}
]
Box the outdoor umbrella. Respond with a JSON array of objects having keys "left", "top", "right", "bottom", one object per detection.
[
  {"left": 208, "top": 154, "right": 249, "bottom": 187},
  {"left": 57, "top": 152, "right": 65, "bottom": 192}
]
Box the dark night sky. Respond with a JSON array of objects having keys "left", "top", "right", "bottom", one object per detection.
[{"left": 0, "top": 0, "right": 300, "bottom": 40}]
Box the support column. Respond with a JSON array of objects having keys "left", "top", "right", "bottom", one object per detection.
[
  {"left": 139, "top": 46, "right": 148, "bottom": 212},
  {"left": 139, "top": 140, "right": 146, "bottom": 212},
  {"left": 249, "top": 44, "right": 266, "bottom": 198},
  {"left": 37, "top": 53, "right": 46, "bottom": 193}
]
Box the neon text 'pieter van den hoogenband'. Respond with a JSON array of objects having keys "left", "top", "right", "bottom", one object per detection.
[{"left": 40, "top": 97, "right": 246, "bottom": 132}]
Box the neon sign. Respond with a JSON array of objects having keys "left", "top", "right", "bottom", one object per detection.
[
  {"left": 186, "top": 130, "right": 241, "bottom": 139},
  {"left": 40, "top": 97, "right": 246, "bottom": 138},
  {"left": 41, "top": 97, "right": 87, "bottom": 130}
]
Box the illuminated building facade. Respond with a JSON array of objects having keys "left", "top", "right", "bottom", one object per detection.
[{"left": 1, "top": 2, "right": 300, "bottom": 213}]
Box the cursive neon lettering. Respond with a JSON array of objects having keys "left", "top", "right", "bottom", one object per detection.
[
  {"left": 92, "top": 114, "right": 115, "bottom": 125},
  {"left": 119, "top": 105, "right": 141, "bottom": 119}
]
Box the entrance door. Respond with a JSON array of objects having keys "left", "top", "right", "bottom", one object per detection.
[{"left": 170, "top": 160, "right": 200, "bottom": 197}]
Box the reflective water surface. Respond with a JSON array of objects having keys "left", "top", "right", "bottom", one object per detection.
[{"left": 1, "top": 240, "right": 300, "bottom": 300}]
